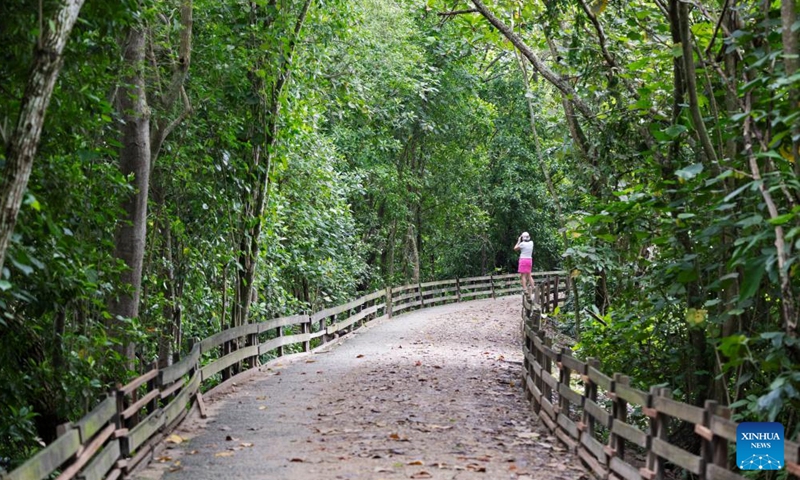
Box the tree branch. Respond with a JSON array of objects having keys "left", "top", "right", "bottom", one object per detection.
[
  {"left": 470, "top": 0, "right": 594, "bottom": 119},
  {"left": 678, "top": 0, "right": 718, "bottom": 163},
  {"left": 438, "top": 8, "right": 477, "bottom": 16},
  {"left": 576, "top": 0, "right": 617, "bottom": 70},
  {"left": 705, "top": 0, "right": 729, "bottom": 56}
]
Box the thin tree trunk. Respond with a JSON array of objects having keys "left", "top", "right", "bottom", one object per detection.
[
  {"left": 233, "top": 0, "right": 314, "bottom": 329},
  {"left": 408, "top": 224, "right": 420, "bottom": 284},
  {"left": 149, "top": 0, "right": 193, "bottom": 165},
  {"left": 781, "top": 0, "right": 800, "bottom": 179},
  {"left": 0, "top": 0, "right": 85, "bottom": 273},
  {"left": 677, "top": 0, "right": 719, "bottom": 163},
  {"left": 743, "top": 95, "right": 798, "bottom": 337},
  {"left": 157, "top": 220, "right": 177, "bottom": 369},
  {"left": 109, "top": 25, "right": 152, "bottom": 363}
]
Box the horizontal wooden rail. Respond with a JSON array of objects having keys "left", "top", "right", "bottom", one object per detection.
[
  {"left": 520, "top": 300, "right": 800, "bottom": 480},
  {"left": 0, "top": 272, "right": 566, "bottom": 480}
]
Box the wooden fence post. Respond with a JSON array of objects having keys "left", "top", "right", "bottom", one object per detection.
[
  {"left": 418, "top": 281, "right": 424, "bottom": 309},
  {"left": 455, "top": 277, "right": 462, "bottom": 302},
  {"left": 652, "top": 388, "right": 670, "bottom": 480},
  {"left": 606, "top": 373, "right": 630, "bottom": 462},
  {"left": 145, "top": 361, "right": 158, "bottom": 415},
  {"left": 523, "top": 320, "right": 532, "bottom": 403},
  {"left": 188, "top": 337, "right": 199, "bottom": 375},
  {"left": 321, "top": 314, "right": 330, "bottom": 345},
  {"left": 490, "top": 273, "right": 496, "bottom": 298},
  {"left": 277, "top": 325, "right": 285, "bottom": 357},
  {"left": 221, "top": 333, "right": 231, "bottom": 381},
  {"left": 386, "top": 286, "right": 393, "bottom": 318},
  {"left": 535, "top": 330, "right": 546, "bottom": 407},
  {"left": 583, "top": 358, "right": 600, "bottom": 435},
  {"left": 558, "top": 347, "right": 572, "bottom": 416},
  {"left": 543, "top": 333, "right": 553, "bottom": 407},
  {"left": 553, "top": 276, "right": 560, "bottom": 311},
  {"left": 302, "top": 315, "right": 311, "bottom": 352},
  {"left": 245, "top": 327, "right": 258, "bottom": 368},
  {"left": 710, "top": 403, "right": 731, "bottom": 472},
  {"left": 115, "top": 383, "right": 130, "bottom": 459}
]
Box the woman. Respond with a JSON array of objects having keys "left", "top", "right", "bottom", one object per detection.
[{"left": 514, "top": 232, "right": 534, "bottom": 295}]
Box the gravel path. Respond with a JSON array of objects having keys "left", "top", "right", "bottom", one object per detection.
[{"left": 135, "top": 296, "right": 587, "bottom": 480}]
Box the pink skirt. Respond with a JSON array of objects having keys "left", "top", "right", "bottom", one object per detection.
[{"left": 518, "top": 258, "right": 532, "bottom": 273}]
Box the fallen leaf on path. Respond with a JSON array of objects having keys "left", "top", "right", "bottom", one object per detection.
[
  {"left": 188, "top": 450, "right": 198, "bottom": 455},
  {"left": 289, "top": 458, "right": 304, "bottom": 462},
  {"left": 225, "top": 435, "right": 238, "bottom": 441},
  {"left": 356, "top": 354, "right": 365, "bottom": 358},
  {"left": 166, "top": 434, "right": 184, "bottom": 444},
  {"left": 214, "top": 451, "right": 234, "bottom": 457},
  {"left": 410, "top": 472, "right": 432, "bottom": 479},
  {"left": 156, "top": 456, "right": 172, "bottom": 463},
  {"left": 258, "top": 406, "right": 267, "bottom": 410},
  {"left": 407, "top": 460, "right": 424, "bottom": 465},
  {"left": 374, "top": 467, "right": 393, "bottom": 473},
  {"left": 240, "top": 442, "right": 254, "bottom": 448}
]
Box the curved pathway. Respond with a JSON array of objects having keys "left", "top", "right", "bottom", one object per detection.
[{"left": 135, "top": 297, "right": 587, "bottom": 480}]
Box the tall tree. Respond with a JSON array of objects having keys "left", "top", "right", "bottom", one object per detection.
[{"left": 109, "top": 25, "right": 151, "bottom": 362}]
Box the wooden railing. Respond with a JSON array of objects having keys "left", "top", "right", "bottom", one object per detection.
[
  {"left": 0, "top": 271, "right": 566, "bottom": 480},
  {"left": 521, "top": 299, "right": 800, "bottom": 479}
]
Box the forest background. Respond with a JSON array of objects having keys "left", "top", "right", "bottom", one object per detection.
[{"left": 1, "top": 0, "right": 798, "bottom": 468}]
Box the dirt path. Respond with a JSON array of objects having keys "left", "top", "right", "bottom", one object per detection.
[{"left": 135, "top": 297, "right": 588, "bottom": 480}]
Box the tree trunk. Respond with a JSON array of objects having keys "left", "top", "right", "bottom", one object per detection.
[
  {"left": 781, "top": 0, "right": 800, "bottom": 179},
  {"left": 677, "top": 0, "right": 719, "bottom": 163},
  {"left": 157, "top": 219, "right": 177, "bottom": 369},
  {"left": 0, "top": 0, "right": 85, "bottom": 274},
  {"left": 232, "top": 0, "right": 314, "bottom": 330},
  {"left": 109, "top": 25, "right": 152, "bottom": 363}
]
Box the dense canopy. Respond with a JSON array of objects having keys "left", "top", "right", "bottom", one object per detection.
[{"left": 1, "top": 0, "right": 798, "bottom": 466}]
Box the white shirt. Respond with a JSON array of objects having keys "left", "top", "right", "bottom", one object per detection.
[{"left": 518, "top": 241, "right": 533, "bottom": 259}]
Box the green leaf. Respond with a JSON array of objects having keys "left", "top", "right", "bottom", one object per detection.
[
  {"left": 718, "top": 334, "right": 748, "bottom": 357},
  {"left": 768, "top": 213, "right": 794, "bottom": 225},
  {"left": 10, "top": 258, "right": 33, "bottom": 276},
  {"left": 664, "top": 124, "right": 687, "bottom": 138},
  {"left": 674, "top": 163, "right": 704, "bottom": 180},
  {"left": 739, "top": 258, "right": 766, "bottom": 301},
  {"left": 0, "top": 280, "right": 10, "bottom": 291}
]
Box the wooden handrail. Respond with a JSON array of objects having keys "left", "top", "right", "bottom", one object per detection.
[{"left": 520, "top": 300, "right": 800, "bottom": 480}]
